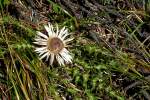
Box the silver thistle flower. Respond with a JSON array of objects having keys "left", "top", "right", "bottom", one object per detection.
[{"left": 34, "top": 23, "right": 73, "bottom": 66}]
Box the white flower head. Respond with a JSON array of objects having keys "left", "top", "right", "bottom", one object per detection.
[{"left": 34, "top": 23, "right": 73, "bottom": 66}]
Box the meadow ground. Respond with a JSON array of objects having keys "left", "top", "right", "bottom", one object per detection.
[{"left": 0, "top": 0, "right": 150, "bottom": 99}]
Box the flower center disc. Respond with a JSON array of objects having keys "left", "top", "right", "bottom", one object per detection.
[{"left": 47, "top": 37, "right": 64, "bottom": 54}]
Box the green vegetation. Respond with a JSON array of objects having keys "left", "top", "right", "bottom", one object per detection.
[{"left": 0, "top": 0, "right": 150, "bottom": 99}]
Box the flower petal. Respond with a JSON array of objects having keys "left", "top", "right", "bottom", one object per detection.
[
  {"left": 35, "top": 47, "right": 47, "bottom": 52},
  {"left": 44, "top": 25, "right": 52, "bottom": 36},
  {"left": 61, "top": 31, "right": 69, "bottom": 40},
  {"left": 56, "top": 55, "right": 64, "bottom": 66},
  {"left": 56, "top": 24, "right": 59, "bottom": 36},
  {"left": 62, "top": 48, "right": 69, "bottom": 54},
  {"left": 58, "top": 27, "right": 66, "bottom": 37},
  {"left": 39, "top": 50, "right": 47, "bottom": 56},
  {"left": 64, "top": 38, "right": 74, "bottom": 43},
  {"left": 34, "top": 38, "right": 47, "bottom": 42},
  {"left": 37, "top": 31, "right": 48, "bottom": 39},
  {"left": 33, "top": 41, "right": 47, "bottom": 45},
  {"left": 50, "top": 53, "right": 54, "bottom": 65},
  {"left": 60, "top": 52, "right": 72, "bottom": 63},
  {"left": 60, "top": 49, "right": 72, "bottom": 63},
  {"left": 46, "top": 53, "right": 50, "bottom": 61},
  {"left": 40, "top": 52, "right": 49, "bottom": 60}
]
